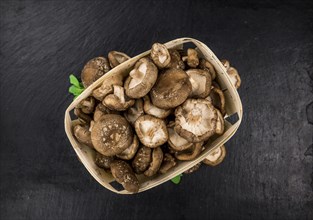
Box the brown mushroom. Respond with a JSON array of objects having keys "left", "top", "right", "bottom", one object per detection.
[
  {"left": 175, "top": 142, "right": 203, "bottom": 161},
  {"left": 123, "top": 99, "right": 144, "bottom": 126},
  {"left": 110, "top": 160, "right": 139, "bottom": 193},
  {"left": 124, "top": 58, "right": 158, "bottom": 99},
  {"left": 77, "top": 96, "right": 95, "bottom": 114},
  {"left": 74, "top": 108, "right": 92, "bottom": 124},
  {"left": 150, "top": 68, "right": 192, "bottom": 109},
  {"left": 95, "top": 152, "right": 114, "bottom": 169},
  {"left": 73, "top": 124, "right": 93, "bottom": 148},
  {"left": 185, "top": 48, "right": 199, "bottom": 68},
  {"left": 167, "top": 125, "right": 193, "bottom": 151},
  {"left": 143, "top": 95, "right": 172, "bottom": 119},
  {"left": 144, "top": 147, "right": 164, "bottom": 177},
  {"left": 199, "top": 58, "right": 216, "bottom": 80},
  {"left": 175, "top": 99, "right": 217, "bottom": 143},
  {"left": 135, "top": 115, "right": 168, "bottom": 148},
  {"left": 220, "top": 59, "right": 230, "bottom": 71},
  {"left": 116, "top": 135, "right": 139, "bottom": 160},
  {"left": 150, "top": 43, "right": 171, "bottom": 68},
  {"left": 91, "top": 114, "right": 133, "bottom": 156},
  {"left": 215, "top": 109, "right": 225, "bottom": 135},
  {"left": 108, "top": 51, "right": 130, "bottom": 68},
  {"left": 184, "top": 163, "right": 201, "bottom": 174},
  {"left": 186, "top": 69, "right": 212, "bottom": 98},
  {"left": 92, "top": 74, "right": 124, "bottom": 101},
  {"left": 102, "top": 85, "right": 135, "bottom": 111},
  {"left": 167, "top": 49, "right": 185, "bottom": 69},
  {"left": 81, "top": 57, "right": 111, "bottom": 88},
  {"left": 132, "top": 146, "right": 152, "bottom": 174},
  {"left": 227, "top": 67, "right": 241, "bottom": 89},
  {"left": 209, "top": 87, "right": 226, "bottom": 116},
  {"left": 159, "top": 153, "right": 177, "bottom": 174},
  {"left": 203, "top": 145, "right": 226, "bottom": 166}
]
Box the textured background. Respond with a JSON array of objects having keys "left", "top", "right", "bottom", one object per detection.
[{"left": 0, "top": 0, "right": 312, "bottom": 219}]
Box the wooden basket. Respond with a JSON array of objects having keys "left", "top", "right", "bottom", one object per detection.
[{"left": 64, "top": 37, "right": 243, "bottom": 194}]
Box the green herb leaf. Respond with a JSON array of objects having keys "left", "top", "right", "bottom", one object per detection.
[
  {"left": 69, "top": 85, "right": 84, "bottom": 96},
  {"left": 69, "top": 74, "right": 80, "bottom": 87},
  {"left": 171, "top": 174, "right": 182, "bottom": 184}
]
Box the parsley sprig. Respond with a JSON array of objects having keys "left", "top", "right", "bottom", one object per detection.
[{"left": 69, "top": 74, "right": 84, "bottom": 100}]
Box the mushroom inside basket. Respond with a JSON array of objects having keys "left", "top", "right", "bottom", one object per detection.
[{"left": 64, "top": 38, "right": 243, "bottom": 194}]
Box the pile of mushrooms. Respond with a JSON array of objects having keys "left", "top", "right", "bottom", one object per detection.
[{"left": 72, "top": 44, "right": 241, "bottom": 193}]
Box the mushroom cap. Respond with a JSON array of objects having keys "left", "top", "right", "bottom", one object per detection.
[
  {"left": 123, "top": 99, "right": 144, "bottom": 126},
  {"left": 199, "top": 58, "right": 216, "bottom": 80},
  {"left": 143, "top": 95, "right": 172, "bottom": 119},
  {"left": 203, "top": 145, "right": 226, "bottom": 166},
  {"left": 124, "top": 58, "right": 158, "bottom": 99},
  {"left": 186, "top": 69, "right": 212, "bottom": 98},
  {"left": 186, "top": 48, "right": 199, "bottom": 68},
  {"left": 150, "top": 68, "right": 192, "bottom": 109},
  {"left": 81, "top": 57, "right": 110, "bottom": 88},
  {"left": 227, "top": 67, "right": 241, "bottom": 89},
  {"left": 132, "top": 146, "right": 152, "bottom": 174},
  {"left": 110, "top": 160, "right": 139, "bottom": 193},
  {"left": 215, "top": 109, "right": 225, "bottom": 135},
  {"left": 209, "top": 87, "right": 226, "bottom": 116},
  {"left": 73, "top": 124, "right": 93, "bottom": 148},
  {"left": 159, "top": 153, "right": 176, "bottom": 174},
  {"left": 116, "top": 135, "right": 139, "bottom": 160},
  {"left": 135, "top": 115, "right": 168, "bottom": 148},
  {"left": 144, "top": 147, "right": 164, "bottom": 177},
  {"left": 150, "top": 43, "right": 171, "bottom": 68},
  {"left": 167, "top": 126, "right": 193, "bottom": 151},
  {"left": 91, "top": 114, "right": 133, "bottom": 156},
  {"left": 167, "top": 49, "right": 185, "bottom": 69},
  {"left": 95, "top": 152, "right": 114, "bottom": 169},
  {"left": 102, "top": 85, "right": 135, "bottom": 111},
  {"left": 108, "top": 51, "right": 130, "bottom": 68},
  {"left": 92, "top": 74, "right": 124, "bottom": 101},
  {"left": 175, "top": 142, "right": 203, "bottom": 161},
  {"left": 175, "top": 99, "right": 217, "bottom": 143}
]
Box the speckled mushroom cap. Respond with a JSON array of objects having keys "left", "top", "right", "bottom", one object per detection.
[
  {"left": 124, "top": 58, "right": 158, "bottom": 99},
  {"left": 91, "top": 114, "right": 133, "bottom": 156},
  {"left": 150, "top": 68, "right": 192, "bottom": 109},
  {"left": 81, "top": 57, "right": 110, "bottom": 88},
  {"left": 175, "top": 99, "right": 217, "bottom": 143}
]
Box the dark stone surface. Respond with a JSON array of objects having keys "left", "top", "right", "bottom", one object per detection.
[{"left": 0, "top": 0, "right": 312, "bottom": 219}]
